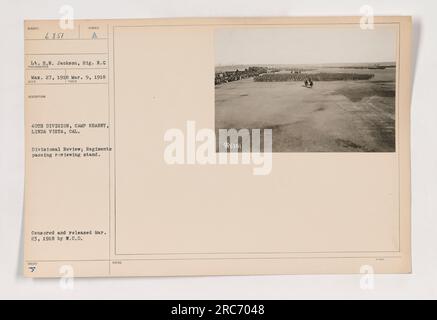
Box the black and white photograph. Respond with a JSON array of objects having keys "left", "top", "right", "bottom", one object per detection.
[{"left": 215, "top": 26, "right": 398, "bottom": 152}]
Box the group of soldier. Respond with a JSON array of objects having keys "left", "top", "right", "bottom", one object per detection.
[{"left": 214, "top": 66, "right": 268, "bottom": 85}]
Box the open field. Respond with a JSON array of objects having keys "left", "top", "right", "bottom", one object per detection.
[{"left": 215, "top": 67, "right": 396, "bottom": 152}]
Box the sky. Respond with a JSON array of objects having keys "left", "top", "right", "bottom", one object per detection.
[{"left": 215, "top": 25, "right": 397, "bottom": 66}]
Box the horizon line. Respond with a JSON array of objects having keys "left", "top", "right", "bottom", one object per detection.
[{"left": 216, "top": 61, "right": 397, "bottom": 67}]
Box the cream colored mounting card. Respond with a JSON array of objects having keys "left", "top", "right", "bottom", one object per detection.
[{"left": 24, "top": 16, "right": 412, "bottom": 278}]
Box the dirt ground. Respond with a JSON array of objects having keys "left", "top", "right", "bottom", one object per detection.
[{"left": 215, "top": 78, "right": 396, "bottom": 152}]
